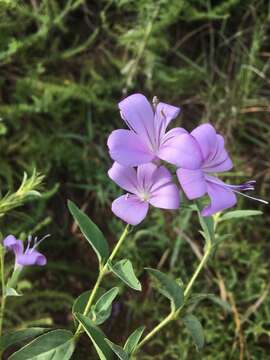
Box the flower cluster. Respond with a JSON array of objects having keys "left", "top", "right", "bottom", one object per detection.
[{"left": 108, "top": 93, "right": 267, "bottom": 225}]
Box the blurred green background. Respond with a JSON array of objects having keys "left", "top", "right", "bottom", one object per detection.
[{"left": 0, "top": 0, "right": 269, "bottom": 358}]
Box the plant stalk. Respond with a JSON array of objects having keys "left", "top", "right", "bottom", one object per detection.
[
  {"left": 74, "top": 224, "right": 130, "bottom": 337},
  {"left": 183, "top": 244, "right": 211, "bottom": 299},
  {"left": 136, "top": 243, "right": 212, "bottom": 353},
  {"left": 135, "top": 311, "right": 175, "bottom": 350}
]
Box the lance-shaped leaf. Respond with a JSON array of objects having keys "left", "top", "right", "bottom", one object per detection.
[
  {"left": 4, "top": 287, "right": 22, "bottom": 297},
  {"left": 219, "top": 210, "right": 262, "bottom": 221},
  {"left": 72, "top": 290, "right": 92, "bottom": 316},
  {"left": 183, "top": 314, "right": 204, "bottom": 350},
  {"left": 91, "top": 287, "right": 119, "bottom": 325},
  {"left": 109, "top": 259, "right": 141, "bottom": 291},
  {"left": 105, "top": 340, "right": 129, "bottom": 360},
  {"left": 124, "top": 326, "right": 145, "bottom": 354},
  {"left": 9, "top": 329, "right": 75, "bottom": 360},
  {"left": 188, "top": 293, "right": 231, "bottom": 313},
  {"left": 72, "top": 288, "right": 106, "bottom": 316},
  {"left": 0, "top": 328, "right": 48, "bottom": 353},
  {"left": 94, "top": 287, "right": 119, "bottom": 314},
  {"left": 198, "top": 212, "right": 215, "bottom": 245},
  {"left": 68, "top": 200, "right": 109, "bottom": 264},
  {"left": 146, "top": 268, "right": 184, "bottom": 310},
  {"left": 74, "top": 313, "right": 113, "bottom": 360}
]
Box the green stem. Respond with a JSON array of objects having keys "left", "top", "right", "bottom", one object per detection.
[
  {"left": 136, "top": 243, "right": 212, "bottom": 353},
  {"left": 0, "top": 245, "right": 6, "bottom": 337},
  {"left": 136, "top": 311, "right": 175, "bottom": 350},
  {"left": 74, "top": 224, "right": 130, "bottom": 337},
  {"left": 183, "top": 244, "right": 211, "bottom": 299},
  {"left": 108, "top": 224, "right": 130, "bottom": 262}
]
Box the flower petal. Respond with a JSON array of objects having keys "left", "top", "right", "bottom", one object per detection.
[
  {"left": 203, "top": 135, "right": 233, "bottom": 172},
  {"left": 118, "top": 94, "right": 155, "bottom": 148},
  {"left": 177, "top": 168, "right": 207, "bottom": 199},
  {"left": 154, "top": 102, "right": 181, "bottom": 139},
  {"left": 161, "top": 127, "right": 187, "bottom": 144},
  {"left": 137, "top": 163, "right": 157, "bottom": 192},
  {"left": 3, "top": 235, "right": 23, "bottom": 256},
  {"left": 202, "top": 178, "right": 237, "bottom": 216},
  {"left": 151, "top": 165, "right": 173, "bottom": 192},
  {"left": 108, "top": 129, "right": 155, "bottom": 166},
  {"left": 191, "top": 124, "right": 218, "bottom": 161},
  {"left": 149, "top": 183, "right": 180, "bottom": 209},
  {"left": 17, "top": 249, "right": 47, "bottom": 266},
  {"left": 108, "top": 162, "right": 138, "bottom": 194},
  {"left": 156, "top": 102, "right": 180, "bottom": 123},
  {"left": 112, "top": 194, "right": 149, "bottom": 225},
  {"left": 158, "top": 133, "right": 203, "bottom": 169}
]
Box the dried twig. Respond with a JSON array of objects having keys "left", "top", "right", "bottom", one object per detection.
[{"left": 228, "top": 292, "right": 245, "bottom": 360}]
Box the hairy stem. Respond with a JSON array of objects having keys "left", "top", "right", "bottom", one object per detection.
[{"left": 74, "top": 224, "right": 130, "bottom": 337}]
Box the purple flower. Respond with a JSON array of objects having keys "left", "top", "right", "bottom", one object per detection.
[
  {"left": 4, "top": 234, "right": 48, "bottom": 268},
  {"left": 108, "top": 162, "right": 180, "bottom": 225},
  {"left": 107, "top": 93, "right": 194, "bottom": 167},
  {"left": 177, "top": 124, "right": 268, "bottom": 216}
]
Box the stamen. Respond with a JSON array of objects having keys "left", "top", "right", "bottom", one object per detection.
[
  {"left": 152, "top": 96, "right": 159, "bottom": 110},
  {"left": 222, "top": 180, "right": 256, "bottom": 192},
  {"left": 34, "top": 236, "right": 38, "bottom": 246},
  {"left": 228, "top": 184, "right": 255, "bottom": 191},
  {"left": 206, "top": 177, "right": 268, "bottom": 205},
  {"left": 25, "top": 235, "right": 32, "bottom": 251},
  {"left": 139, "top": 191, "right": 150, "bottom": 202},
  {"left": 233, "top": 190, "right": 269, "bottom": 204},
  {"left": 30, "top": 234, "right": 51, "bottom": 252}
]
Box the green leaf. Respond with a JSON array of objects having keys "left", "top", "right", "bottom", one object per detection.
[
  {"left": 68, "top": 200, "right": 109, "bottom": 264},
  {"left": 74, "top": 313, "right": 113, "bottom": 360},
  {"left": 207, "top": 295, "right": 231, "bottom": 312},
  {"left": 6, "top": 267, "right": 22, "bottom": 290},
  {"left": 189, "top": 293, "right": 231, "bottom": 312},
  {"left": 72, "top": 288, "right": 117, "bottom": 326},
  {"left": 72, "top": 288, "right": 106, "bottom": 315},
  {"left": 183, "top": 314, "right": 204, "bottom": 350},
  {"left": 0, "top": 328, "right": 48, "bottom": 352},
  {"left": 124, "top": 326, "right": 145, "bottom": 354},
  {"left": 4, "top": 287, "right": 22, "bottom": 297},
  {"left": 90, "top": 307, "right": 111, "bottom": 326},
  {"left": 105, "top": 339, "right": 129, "bottom": 360},
  {"left": 9, "top": 329, "right": 75, "bottom": 360},
  {"left": 219, "top": 210, "right": 263, "bottom": 221},
  {"left": 146, "top": 268, "right": 184, "bottom": 310},
  {"left": 109, "top": 259, "right": 141, "bottom": 291},
  {"left": 197, "top": 211, "right": 214, "bottom": 244},
  {"left": 94, "top": 287, "right": 119, "bottom": 314},
  {"left": 91, "top": 287, "right": 119, "bottom": 325},
  {"left": 72, "top": 290, "right": 92, "bottom": 316}
]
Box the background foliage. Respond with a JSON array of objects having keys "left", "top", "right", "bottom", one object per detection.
[{"left": 0, "top": 0, "right": 269, "bottom": 358}]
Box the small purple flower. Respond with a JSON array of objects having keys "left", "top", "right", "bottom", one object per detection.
[
  {"left": 4, "top": 234, "right": 48, "bottom": 268},
  {"left": 177, "top": 124, "right": 268, "bottom": 216},
  {"left": 108, "top": 162, "right": 180, "bottom": 225},
  {"left": 107, "top": 93, "right": 192, "bottom": 167}
]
